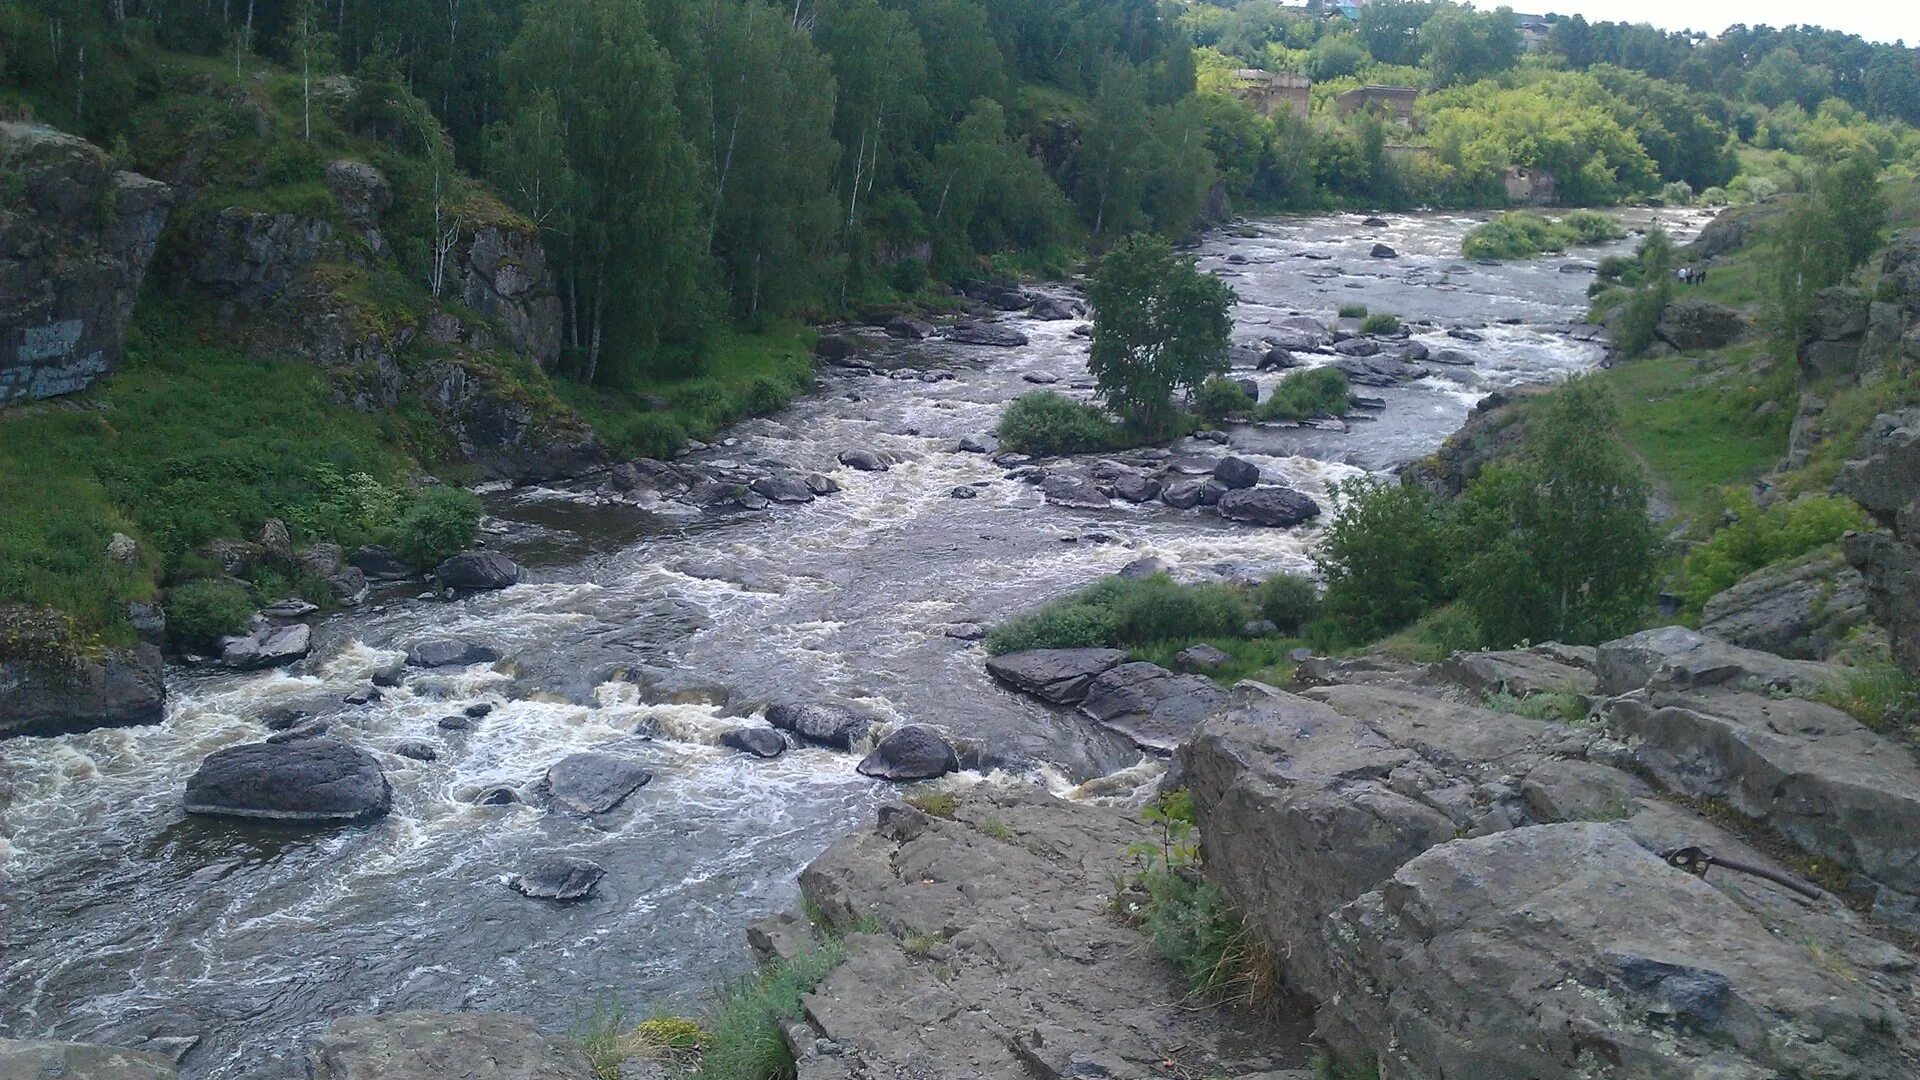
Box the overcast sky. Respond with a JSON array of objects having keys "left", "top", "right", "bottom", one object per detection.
[{"left": 1469, "top": 1, "right": 1915, "bottom": 46}]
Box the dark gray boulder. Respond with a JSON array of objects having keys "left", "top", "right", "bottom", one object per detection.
[
  {"left": 1212, "top": 457, "right": 1260, "bottom": 489},
  {"left": 0, "top": 637, "right": 164, "bottom": 739},
  {"left": 884, "top": 315, "right": 934, "bottom": 340},
  {"left": 1369, "top": 243, "right": 1397, "bottom": 258},
  {"left": 434, "top": 550, "right": 520, "bottom": 590},
  {"left": 1110, "top": 473, "right": 1161, "bottom": 503},
  {"left": 1216, "top": 486, "right": 1321, "bottom": 526},
  {"left": 838, "top": 448, "right": 890, "bottom": 472},
  {"left": 1041, "top": 474, "right": 1111, "bottom": 509},
  {"left": 219, "top": 623, "right": 311, "bottom": 671},
  {"left": 1258, "top": 346, "right": 1298, "bottom": 371},
  {"left": 985, "top": 648, "right": 1128, "bottom": 704},
  {"left": 1118, "top": 556, "right": 1173, "bottom": 579},
  {"left": 348, "top": 544, "right": 414, "bottom": 580},
  {"left": 406, "top": 639, "right": 500, "bottom": 668},
  {"left": 1079, "top": 662, "right": 1229, "bottom": 752},
  {"left": 544, "top": 752, "right": 652, "bottom": 813},
  {"left": 722, "top": 727, "right": 788, "bottom": 758},
  {"left": 1700, "top": 552, "right": 1867, "bottom": 659},
  {"left": 436, "top": 714, "right": 476, "bottom": 731},
  {"left": 1029, "top": 297, "right": 1079, "bottom": 320},
  {"left": 856, "top": 725, "right": 959, "bottom": 781},
  {"left": 749, "top": 473, "right": 817, "bottom": 504},
  {"left": 1334, "top": 355, "right": 1423, "bottom": 387},
  {"left": 1331, "top": 337, "right": 1380, "bottom": 357},
  {"left": 510, "top": 857, "right": 605, "bottom": 902},
  {"left": 1656, "top": 298, "right": 1748, "bottom": 352},
  {"left": 389, "top": 740, "right": 438, "bottom": 762},
  {"left": 949, "top": 485, "right": 978, "bottom": 499},
  {"left": 184, "top": 740, "right": 392, "bottom": 823},
  {"left": 1174, "top": 644, "right": 1232, "bottom": 673},
  {"left": 1160, "top": 479, "right": 1207, "bottom": 509},
  {"left": 766, "top": 702, "right": 872, "bottom": 750},
  {"left": 805, "top": 473, "right": 841, "bottom": 495}
]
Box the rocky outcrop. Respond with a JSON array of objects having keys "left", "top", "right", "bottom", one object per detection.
[
  {"left": 306, "top": 1010, "right": 592, "bottom": 1080},
  {"left": 1699, "top": 550, "right": 1867, "bottom": 659},
  {"left": 1214, "top": 485, "right": 1320, "bottom": 526},
  {"left": 1400, "top": 385, "right": 1547, "bottom": 497},
  {"left": 788, "top": 790, "right": 1313, "bottom": 1079},
  {"left": 1181, "top": 675, "right": 1920, "bottom": 1078},
  {"left": 0, "top": 1039, "right": 177, "bottom": 1079},
  {"left": 183, "top": 739, "right": 392, "bottom": 823},
  {"left": 0, "top": 608, "right": 165, "bottom": 739},
  {"left": 1593, "top": 624, "right": 1837, "bottom": 696},
  {"left": 766, "top": 702, "right": 872, "bottom": 750},
  {"left": 1834, "top": 410, "right": 1920, "bottom": 674},
  {"left": 1654, "top": 297, "right": 1747, "bottom": 351},
  {"left": 2, "top": 122, "right": 173, "bottom": 404},
  {"left": 1079, "top": 661, "right": 1228, "bottom": 751},
  {"left": 1798, "top": 285, "right": 1870, "bottom": 381},
  {"left": 984, "top": 648, "right": 1126, "bottom": 704},
  {"left": 444, "top": 214, "right": 564, "bottom": 371},
  {"left": 1684, "top": 200, "right": 1787, "bottom": 261}
]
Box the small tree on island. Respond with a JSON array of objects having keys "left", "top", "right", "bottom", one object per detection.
[{"left": 1088, "top": 234, "right": 1236, "bottom": 434}]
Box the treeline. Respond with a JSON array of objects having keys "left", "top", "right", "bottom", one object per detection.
[{"left": 0, "top": 0, "right": 1214, "bottom": 385}]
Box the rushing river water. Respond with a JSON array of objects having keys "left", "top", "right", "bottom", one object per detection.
[{"left": 0, "top": 209, "right": 1705, "bottom": 1077}]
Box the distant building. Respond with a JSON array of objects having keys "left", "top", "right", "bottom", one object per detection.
[
  {"left": 1334, "top": 85, "right": 1422, "bottom": 126},
  {"left": 1511, "top": 11, "right": 1551, "bottom": 52},
  {"left": 1227, "top": 69, "right": 1312, "bottom": 119},
  {"left": 1503, "top": 166, "right": 1558, "bottom": 206}
]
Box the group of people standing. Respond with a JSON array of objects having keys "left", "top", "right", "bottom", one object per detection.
[{"left": 1676, "top": 264, "right": 1710, "bottom": 286}]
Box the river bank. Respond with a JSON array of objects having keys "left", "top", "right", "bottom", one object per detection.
[{"left": 0, "top": 208, "right": 1711, "bottom": 1077}]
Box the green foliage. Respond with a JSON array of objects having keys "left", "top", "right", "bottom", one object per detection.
[
  {"left": 686, "top": 944, "right": 846, "bottom": 1080},
  {"left": 1462, "top": 210, "right": 1623, "bottom": 261},
  {"left": 166, "top": 579, "right": 254, "bottom": 651},
  {"left": 1450, "top": 378, "right": 1656, "bottom": 647},
  {"left": 1337, "top": 304, "right": 1369, "bottom": 319},
  {"left": 1611, "top": 228, "right": 1674, "bottom": 360},
  {"left": 1313, "top": 477, "right": 1450, "bottom": 645},
  {"left": 995, "top": 392, "right": 1122, "bottom": 456},
  {"left": 1194, "top": 375, "right": 1255, "bottom": 419},
  {"left": 1359, "top": 312, "right": 1401, "bottom": 335},
  {"left": 1814, "top": 659, "right": 1920, "bottom": 733},
  {"left": 1088, "top": 234, "right": 1237, "bottom": 433},
  {"left": 1484, "top": 690, "right": 1588, "bottom": 725},
  {"left": 1768, "top": 151, "right": 1886, "bottom": 343},
  {"left": 1253, "top": 573, "right": 1320, "bottom": 633},
  {"left": 390, "top": 487, "right": 482, "bottom": 569},
  {"left": 1117, "top": 790, "right": 1271, "bottom": 1005},
  {"left": 985, "top": 573, "right": 1247, "bottom": 655},
  {"left": 1681, "top": 496, "right": 1868, "bottom": 610},
  {"left": 1257, "top": 367, "right": 1351, "bottom": 422}
]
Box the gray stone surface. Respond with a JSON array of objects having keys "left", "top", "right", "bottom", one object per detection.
[
  {"left": 1594, "top": 625, "right": 1837, "bottom": 697},
  {"left": 219, "top": 623, "right": 312, "bottom": 671},
  {"left": 306, "top": 1010, "right": 591, "bottom": 1079},
  {"left": 1700, "top": 550, "right": 1867, "bottom": 659},
  {"left": 1214, "top": 486, "right": 1320, "bottom": 527},
  {"left": 856, "top": 725, "right": 958, "bottom": 781},
  {"left": 2, "top": 122, "right": 173, "bottom": 404},
  {"left": 1429, "top": 643, "right": 1597, "bottom": 698},
  {"left": 0, "top": 635, "right": 164, "bottom": 739},
  {"left": 983, "top": 648, "right": 1127, "bottom": 704},
  {"left": 793, "top": 790, "right": 1312, "bottom": 1080},
  {"left": 766, "top": 702, "right": 873, "bottom": 750},
  {"left": 544, "top": 752, "right": 652, "bottom": 814},
  {"left": 510, "top": 857, "right": 605, "bottom": 902},
  {"left": 435, "top": 550, "right": 522, "bottom": 591},
  {"left": 1654, "top": 297, "right": 1748, "bottom": 351},
  {"left": 184, "top": 739, "right": 392, "bottom": 822},
  {"left": 0, "top": 1039, "right": 177, "bottom": 1079},
  {"left": 1078, "top": 661, "right": 1228, "bottom": 751}
]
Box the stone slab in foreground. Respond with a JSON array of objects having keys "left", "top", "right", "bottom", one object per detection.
[{"left": 306, "top": 1010, "right": 591, "bottom": 1080}]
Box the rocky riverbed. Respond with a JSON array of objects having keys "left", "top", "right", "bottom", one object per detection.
[{"left": 0, "top": 209, "right": 1708, "bottom": 1077}]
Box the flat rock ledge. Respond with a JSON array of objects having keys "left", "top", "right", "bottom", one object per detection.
[
  {"left": 306, "top": 1010, "right": 591, "bottom": 1080},
  {"left": 772, "top": 787, "right": 1315, "bottom": 1080},
  {"left": 0, "top": 1039, "right": 178, "bottom": 1079}
]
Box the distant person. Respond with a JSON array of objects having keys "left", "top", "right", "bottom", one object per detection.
[{"left": 1677, "top": 266, "right": 1690, "bottom": 285}]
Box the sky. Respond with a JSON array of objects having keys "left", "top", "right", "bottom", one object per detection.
[{"left": 1467, "top": 0, "right": 1916, "bottom": 46}]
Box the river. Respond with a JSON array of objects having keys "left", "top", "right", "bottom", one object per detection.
[{"left": 0, "top": 208, "right": 1705, "bottom": 1077}]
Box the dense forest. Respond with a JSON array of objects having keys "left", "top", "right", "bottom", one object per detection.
[{"left": 6, "top": 0, "right": 1917, "bottom": 386}]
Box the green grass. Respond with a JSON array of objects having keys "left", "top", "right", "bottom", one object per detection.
[
  {"left": 1463, "top": 209, "right": 1623, "bottom": 260},
  {"left": 683, "top": 945, "right": 845, "bottom": 1080},
  {"left": 1593, "top": 343, "right": 1792, "bottom": 526},
  {"left": 1130, "top": 636, "right": 1306, "bottom": 686},
  {"left": 557, "top": 322, "right": 818, "bottom": 459},
  {"left": 1812, "top": 659, "right": 1920, "bottom": 734},
  {"left": 1483, "top": 690, "right": 1588, "bottom": 724},
  {"left": 985, "top": 573, "right": 1249, "bottom": 655},
  {"left": 1256, "top": 367, "right": 1351, "bottom": 422}
]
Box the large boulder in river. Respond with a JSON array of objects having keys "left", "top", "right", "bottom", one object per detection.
[
  {"left": 219, "top": 623, "right": 312, "bottom": 670},
  {"left": 435, "top": 550, "right": 521, "bottom": 590},
  {"left": 1211, "top": 456, "right": 1260, "bottom": 489},
  {"left": 0, "top": 1040, "right": 177, "bottom": 1079},
  {"left": 349, "top": 544, "right": 414, "bottom": 580},
  {"left": 543, "top": 752, "right": 652, "bottom": 813},
  {"left": 406, "top": 638, "right": 500, "bottom": 668},
  {"left": 838, "top": 448, "right": 890, "bottom": 472},
  {"left": 0, "top": 612, "right": 164, "bottom": 738},
  {"left": 184, "top": 739, "right": 392, "bottom": 823},
  {"left": 1078, "top": 662, "right": 1228, "bottom": 752},
  {"left": 857, "top": 725, "right": 959, "bottom": 781},
  {"left": 306, "top": 1010, "right": 592, "bottom": 1080},
  {"left": 945, "top": 321, "right": 1029, "bottom": 347},
  {"left": 1040, "top": 474, "right": 1111, "bottom": 509},
  {"left": 1215, "top": 486, "right": 1320, "bottom": 526},
  {"left": 749, "top": 472, "right": 817, "bottom": 504},
  {"left": 510, "top": 857, "right": 605, "bottom": 902},
  {"left": 766, "top": 702, "right": 872, "bottom": 750},
  {"left": 721, "top": 727, "right": 788, "bottom": 758},
  {"left": 985, "top": 648, "right": 1127, "bottom": 704}
]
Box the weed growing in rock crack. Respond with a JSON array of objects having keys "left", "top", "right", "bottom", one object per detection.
[
  {"left": 978, "top": 817, "right": 1015, "bottom": 841},
  {"left": 1116, "top": 790, "right": 1277, "bottom": 1008},
  {"left": 684, "top": 943, "right": 845, "bottom": 1080},
  {"left": 1812, "top": 660, "right": 1920, "bottom": 733},
  {"left": 1482, "top": 690, "right": 1589, "bottom": 725},
  {"left": 573, "top": 1003, "right": 709, "bottom": 1080},
  {"left": 904, "top": 791, "right": 956, "bottom": 818}
]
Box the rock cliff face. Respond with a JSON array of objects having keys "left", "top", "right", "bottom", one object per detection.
[
  {"left": 1839, "top": 409, "right": 1920, "bottom": 674},
  {"left": 0, "top": 606, "right": 166, "bottom": 738},
  {"left": 1180, "top": 635, "right": 1920, "bottom": 1077},
  {"left": 1, "top": 121, "right": 172, "bottom": 404}
]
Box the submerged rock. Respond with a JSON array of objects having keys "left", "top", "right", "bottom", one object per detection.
[
  {"left": 766, "top": 702, "right": 872, "bottom": 750},
  {"left": 838, "top": 448, "right": 889, "bottom": 472},
  {"left": 544, "top": 752, "right": 652, "bottom": 814},
  {"left": 945, "top": 321, "right": 1029, "bottom": 347},
  {"left": 509, "top": 858, "right": 606, "bottom": 902},
  {"left": 406, "top": 639, "right": 500, "bottom": 668},
  {"left": 184, "top": 740, "right": 392, "bottom": 823},
  {"left": 306, "top": 1010, "right": 593, "bottom": 1079},
  {"left": 721, "top": 727, "right": 788, "bottom": 758}
]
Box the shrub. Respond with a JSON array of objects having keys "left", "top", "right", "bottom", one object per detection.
[
  {"left": 1117, "top": 791, "right": 1272, "bottom": 1006},
  {"left": 1561, "top": 209, "right": 1626, "bottom": 245},
  {"left": 1612, "top": 281, "right": 1668, "bottom": 359},
  {"left": 986, "top": 573, "right": 1247, "bottom": 654},
  {"left": 1258, "top": 367, "right": 1351, "bottom": 422},
  {"left": 1359, "top": 312, "right": 1401, "bottom": 335},
  {"left": 1194, "top": 376, "right": 1255, "bottom": 419},
  {"left": 995, "top": 391, "right": 1119, "bottom": 456},
  {"left": 1088, "top": 234, "right": 1236, "bottom": 433},
  {"left": 1337, "top": 304, "right": 1368, "bottom": 319},
  {"left": 1660, "top": 181, "right": 1695, "bottom": 206},
  {"left": 1313, "top": 477, "right": 1450, "bottom": 645},
  {"left": 1253, "top": 573, "right": 1320, "bottom": 633},
  {"left": 1682, "top": 494, "right": 1868, "bottom": 610},
  {"left": 1814, "top": 659, "right": 1920, "bottom": 733},
  {"left": 390, "top": 486, "right": 482, "bottom": 569},
  {"left": 1462, "top": 210, "right": 1622, "bottom": 260},
  {"left": 618, "top": 412, "right": 688, "bottom": 459},
  {"left": 166, "top": 579, "right": 253, "bottom": 650}
]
